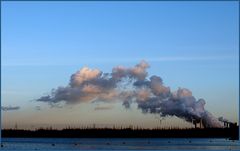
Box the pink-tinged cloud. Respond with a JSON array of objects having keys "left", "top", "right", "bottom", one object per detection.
[{"left": 36, "top": 60, "right": 222, "bottom": 128}]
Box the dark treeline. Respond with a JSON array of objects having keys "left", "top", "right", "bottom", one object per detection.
[{"left": 2, "top": 126, "right": 239, "bottom": 140}]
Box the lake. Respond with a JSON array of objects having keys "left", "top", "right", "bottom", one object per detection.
[{"left": 1, "top": 138, "right": 240, "bottom": 150}]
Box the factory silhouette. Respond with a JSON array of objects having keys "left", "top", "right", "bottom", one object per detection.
[
  {"left": 192, "top": 118, "right": 237, "bottom": 129},
  {"left": 2, "top": 120, "right": 239, "bottom": 140}
]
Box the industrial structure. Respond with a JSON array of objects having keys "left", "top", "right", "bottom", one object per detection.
[
  {"left": 223, "top": 121, "right": 237, "bottom": 128},
  {"left": 192, "top": 118, "right": 204, "bottom": 129}
]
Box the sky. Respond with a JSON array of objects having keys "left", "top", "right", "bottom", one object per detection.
[{"left": 1, "top": 1, "right": 239, "bottom": 129}]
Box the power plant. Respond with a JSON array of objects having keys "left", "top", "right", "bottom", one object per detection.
[
  {"left": 192, "top": 118, "right": 204, "bottom": 129},
  {"left": 222, "top": 121, "right": 237, "bottom": 128},
  {"left": 218, "top": 117, "right": 238, "bottom": 129}
]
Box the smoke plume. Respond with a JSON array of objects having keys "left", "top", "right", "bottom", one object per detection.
[{"left": 36, "top": 60, "right": 222, "bottom": 128}]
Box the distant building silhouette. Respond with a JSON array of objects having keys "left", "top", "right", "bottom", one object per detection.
[{"left": 192, "top": 118, "right": 204, "bottom": 129}]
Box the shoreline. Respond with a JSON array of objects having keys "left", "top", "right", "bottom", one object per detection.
[{"left": 2, "top": 127, "right": 239, "bottom": 140}]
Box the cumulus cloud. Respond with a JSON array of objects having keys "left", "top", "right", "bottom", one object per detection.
[
  {"left": 36, "top": 60, "right": 222, "bottom": 128},
  {"left": 1, "top": 106, "right": 20, "bottom": 111},
  {"left": 70, "top": 67, "right": 102, "bottom": 87}
]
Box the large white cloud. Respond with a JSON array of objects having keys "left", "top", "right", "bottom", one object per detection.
[{"left": 36, "top": 60, "right": 222, "bottom": 128}]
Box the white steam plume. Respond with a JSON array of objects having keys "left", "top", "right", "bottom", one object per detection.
[{"left": 36, "top": 60, "right": 221, "bottom": 128}]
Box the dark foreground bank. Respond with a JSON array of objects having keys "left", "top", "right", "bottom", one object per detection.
[{"left": 2, "top": 127, "right": 239, "bottom": 140}]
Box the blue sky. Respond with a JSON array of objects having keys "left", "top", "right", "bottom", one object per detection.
[{"left": 1, "top": 1, "right": 239, "bottom": 129}]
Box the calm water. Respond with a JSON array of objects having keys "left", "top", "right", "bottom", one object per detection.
[{"left": 1, "top": 138, "right": 240, "bottom": 150}]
